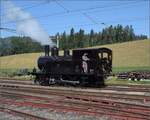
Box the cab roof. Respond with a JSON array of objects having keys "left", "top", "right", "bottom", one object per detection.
[{"left": 73, "top": 47, "right": 112, "bottom": 53}]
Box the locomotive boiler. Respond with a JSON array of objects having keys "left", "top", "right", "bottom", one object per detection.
[{"left": 31, "top": 45, "right": 112, "bottom": 87}]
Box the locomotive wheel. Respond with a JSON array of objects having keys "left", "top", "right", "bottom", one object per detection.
[
  {"left": 94, "top": 76, "right": 105, "bottom": 87},
  {"left": 79, "top": 76, "right": 89, "bottom": 87},
  {"left": 34, "top": 80, "right": 40, "bottom": 85},
  {"left": 48, "top": 78, "right": 56, "bottom": 85},
  {"left": 34, "top": 79, "right": 43, "bottom": 85},
  {"left": 34, "top": 75, "right": 49, "bottom": 86},
  {"left": 34, "top": 76, "right": 41, "bottom": 85}
]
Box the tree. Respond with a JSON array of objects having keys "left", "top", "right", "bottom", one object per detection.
[
  {"left": 60, "top": 31, "right": 67, "bottom": 50},
  {"left": 1, "top": 24, "right": 147, "bottom": 56},
  {"left": 68, "top": 28, "right": 75, "bottom": 48},
  {"left": 101, "top": 28, "right": 107, "bottom": 45},
  {"left": 124, "top": 25, "right": 130, "bottom": 41},
  {"left": 89, "top": 29, "right": 94, "bottom": 46},
  {"left": 0, "top": 36, "right": 42, "bottom": 56},
  {"left": 77, "top": 29, "right": 84, "bottom": 48},
  {"left": 107, "top": 25, "right": 113, "bottom": 44},
  {"left": 129, "top": 25, "right": 135, "bottom": 41}
]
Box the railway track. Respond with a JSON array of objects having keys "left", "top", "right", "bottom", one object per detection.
[
  {"left": 1, "top": 83, "right": 150, "bottom": 120},
  {"left": 3, "top": 86, "right": 150, "bottom": 103},
  {"left": 0, "top": 78, "right": 33, "bottom": 85},
  {"left": 0, "top": 89, "right": 150, "bottom": 120},
  {"left": 1, "top": 78, "right": 150, "bottom": 119},
  {"left": 0, "top": 77, "right": 150, "bottom": 92},
  {"left": 1, "top": 82, "right": 150, "bottom": 103},
  {"left": 0, "top": 107, "right": 50, "bottom": 120},
  {"left": 106, "top": 84, "right": 150, "bottom": 92}
]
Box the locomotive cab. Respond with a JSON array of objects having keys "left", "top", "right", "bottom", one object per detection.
[
  {"left": 98, "top": 48, "right": 112, "bottom": 74},
  {"left": 73, "top": 47, "right": 112, "bottom": 76}
]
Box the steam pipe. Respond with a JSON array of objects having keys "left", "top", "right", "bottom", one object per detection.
[{"left": 44, "top": 45, "right": 49, "bottom": 56}]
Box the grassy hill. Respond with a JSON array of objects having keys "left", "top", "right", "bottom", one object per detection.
[
  {"left": 0, "top": 39, "right": 150, "bottom": 73},
  {"left": 93, "top": 39, "right": 150, "bottom": 72}
]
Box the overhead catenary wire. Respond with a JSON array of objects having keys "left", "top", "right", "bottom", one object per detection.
[
  {"left": 41, "top": 17, "right": 149, "bottom": 30},
  {"left": 0, "top": 0, "right": 52, "bottom": 17},
  {"left": 40, "top": 0, "right": 148, "bottom": 27},
  {"left": 2, "top": 17, "right": 148, "bottom": 35},
  {"left": 82, "top": 13, "right": 99, "bottom": 25},
  {"left": 0, "top": 2, "right": 31, "bottom": 12},
  {"left": 0, "top": 27, "right": 16, "bottom": 33},
  {"left": 1, "top": 0, "right": 148, "bottom": 38},
  {"left": 1, "top": 1, "right": 146, "bottom": 25},
  {"left": 54, "top": 1, "right": 99, "bottom": 25},
  {"left": 1, "top": 0, "right": 52, "bottom": 11},
  {"left": 54, "top": 0, "right": 70, "bottom": 13}
]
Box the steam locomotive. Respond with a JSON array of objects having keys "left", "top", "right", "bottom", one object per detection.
[{"left": 31, "top": 45, "right": 112, "bottom": 87}]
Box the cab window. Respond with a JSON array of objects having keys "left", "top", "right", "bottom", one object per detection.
[{"left": 103, "top": 53, "right": 108, "bottom": 58}]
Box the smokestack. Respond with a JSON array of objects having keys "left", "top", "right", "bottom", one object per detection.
[
  {"left": 51, "top": 47, "right": 59, "bottom": 57},
  {"left": 64, "top": 49, "right": 70, "bottom": 57},
  {"left": 44, "top": 45, "right": 49, "bottom": 56}
]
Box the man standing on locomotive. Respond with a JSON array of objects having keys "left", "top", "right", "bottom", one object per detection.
[{"left": 82, "top": 53, "right": 90, "bottom": 73}]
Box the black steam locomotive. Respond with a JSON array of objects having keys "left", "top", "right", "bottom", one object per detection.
[{"left": 31, "top": 45, "right": 112, "bottom": 87}]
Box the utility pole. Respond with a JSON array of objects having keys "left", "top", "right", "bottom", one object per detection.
[{"left": 56, "top": 35, "right": 59, "bottom": 48}]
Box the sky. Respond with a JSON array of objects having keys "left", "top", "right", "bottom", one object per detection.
[{"left": 0, "top": 0, "right": 150, "bottom": 38}]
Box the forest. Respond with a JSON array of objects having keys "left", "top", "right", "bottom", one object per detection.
[
  {"left": 0, "top": 24, "right": 147, "bottom": 56},
  {"left": 56, "top": 24, "right": 147, "bottom": 49},
  {"left": 0, "top": 36, "right": 42, "bottom": 56}
]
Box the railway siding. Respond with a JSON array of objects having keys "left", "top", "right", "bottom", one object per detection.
[{"left": 0, "top": 79, "right": 150, "bottom": 120}]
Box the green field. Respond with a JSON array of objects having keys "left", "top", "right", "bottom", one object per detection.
[
  {"left": 106, "top": 77, "right": 150, "bottom": 85},
  {"left": 0, "top": 39, "right": 150, "bottom": 74}
]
